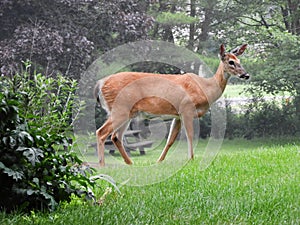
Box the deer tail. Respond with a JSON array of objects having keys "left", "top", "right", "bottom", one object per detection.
[{"left": 94, "top": 80, "right": 102, "bottom": 105}]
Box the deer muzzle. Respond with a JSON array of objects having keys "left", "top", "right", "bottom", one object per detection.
[{"left": 239, "top": 73, "right": 250, "bottom": 80}]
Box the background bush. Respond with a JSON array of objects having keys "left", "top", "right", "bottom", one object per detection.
[
  {"left": 199, "top": 97, "right": 298, "bottom": 140},
  {"left": 241, "top": 96, "right": 298, "bottom": 138}
]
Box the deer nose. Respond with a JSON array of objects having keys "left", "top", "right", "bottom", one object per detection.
[{"left": 239, "top": 73, "right": 250, "bottom": 80}]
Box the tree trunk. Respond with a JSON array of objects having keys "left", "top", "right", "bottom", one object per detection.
[
  {"left": 280, "top": 6, "right": 291, "bottom": 32},
  {"left": 154, "top": 0, "right": 176, "bottom": 43},
  {"left": 286, "top": 0, "right": 300, "bottom": 35},
  {"left": 294, "top": 94, "right": 300, "bottom": 125},
  {"left": 187, "top": 0, "right": 196, "bottom": 50},
  {"left": 197, "top": 3, "right": 214, "bottom": 50},
  {"left": 162, "top": 25, "right": 175, "bottom": 43}
]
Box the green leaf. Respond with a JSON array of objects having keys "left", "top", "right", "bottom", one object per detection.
[
  {"left": 33, "top": 177, "right": 39, "bottom": 186},
  {"left": 17, "top": 147, "right": 44, "bottom": 166},
  {"left": 27, "top": 189, "right": 35, "bottom": 196},
  {"left": 90, "top": 174, "right": 120, "bottom": 194},
  {"left": 18, "top": 131, "right": 34, "bottom": 143},
  {"left": 0, "top": 162, "right": 24, "bottom": 181}
]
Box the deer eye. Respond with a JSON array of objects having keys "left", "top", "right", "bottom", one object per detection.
[{"left": 229, "top": 60, "right": 235, "bottom": 66}]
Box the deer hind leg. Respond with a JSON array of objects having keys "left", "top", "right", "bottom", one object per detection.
[
  {"left": 96, "top": 115, "right": 129, "bottom": 167},
  {"left": 157, "top": 118, "right": 181, "bottom": 162},
  {"left": 96, "top": 117, "right": 114, "bottom": 167},
  {"left": 111, "top": 121, "right": 133, "bottom": 165}
]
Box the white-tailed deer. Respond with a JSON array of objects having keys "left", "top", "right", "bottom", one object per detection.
[{"left": 94, "top": 44, "right": 249, "bottom": 166}]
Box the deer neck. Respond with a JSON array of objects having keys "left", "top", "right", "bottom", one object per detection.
[
  {"left": 215, "top": 61, "right": 230, "bottom": 91},
  {"left": 206, "top": 61, "right": 229, "bottom": 104}
]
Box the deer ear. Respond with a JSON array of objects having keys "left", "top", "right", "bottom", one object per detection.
[
  {"left": 231, "top": 44, "right": 247, "bottom": 56},
  {"left": 220, "top": 44, "right": 226, "bottom": 60}
]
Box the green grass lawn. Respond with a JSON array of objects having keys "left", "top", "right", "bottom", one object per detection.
[
  {"left": 1, "top": 138, "right": 299, "bottom": 224},
  {"left": 223, "top": 84, "right": 248, "bottom": 98}
]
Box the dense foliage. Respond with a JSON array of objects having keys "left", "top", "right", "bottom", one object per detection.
[
  {"left": 246, "top": 32, "right": 300, "bottom": 120},
  {"left": 0, "top": 0, "right": 153, "bottom": 79},
  {"left": 0, "top": 71, "right": 94, "bottom": 212},
  {"left": 228, "top": 98, "right": 298, "bottom": 139},
  {"left": 198, "top": 96, "right": 298, "bottom": 139}
]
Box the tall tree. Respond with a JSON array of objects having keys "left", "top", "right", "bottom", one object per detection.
[{"left": 281, "top": 0, "right": 300, "bottom": 35}]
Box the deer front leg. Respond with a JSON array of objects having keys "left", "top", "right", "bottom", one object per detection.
[
  {"left": 157, "top": 118, "right": 181, "bottom": 162},
  {"left": 182, "top": 112, "right": 194, "bottom": 160},
  {"left": 111, "top": 121, "right": 133, "bottom": 165}
]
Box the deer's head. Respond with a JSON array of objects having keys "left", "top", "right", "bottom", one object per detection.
[{"left": 220, "top": 44, "right": 250, "bottom": 80}]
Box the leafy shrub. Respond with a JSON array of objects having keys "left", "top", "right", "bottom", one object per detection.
[
  {"left": 0, "top": 72, "right": 94, "bottom": 212},
  {"left": 242, "top": 96, "right": 297, "bottom": 138},
  {"left": 223, "top": 96, "right": 298, "bottom": 139},
  {"left": 223, "top": 101, "right": 246, "bottom": 139},
  {"left": 198, "top": 97, "right": 298, "bottom": 139},
  {"left": 13, "top": 62, "right": 85, "bottom": 135}
]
